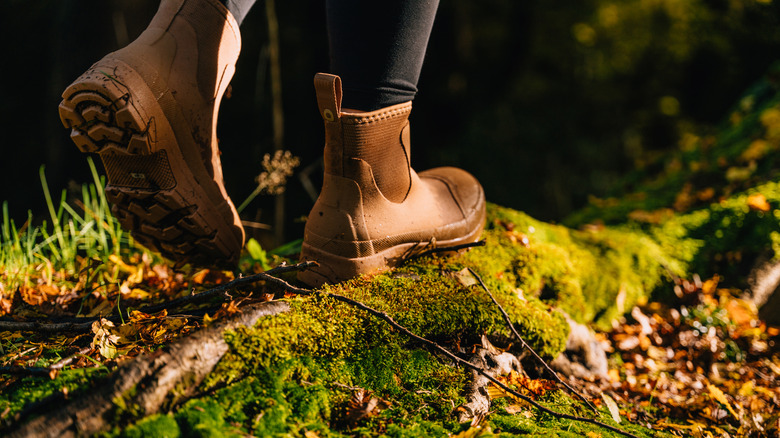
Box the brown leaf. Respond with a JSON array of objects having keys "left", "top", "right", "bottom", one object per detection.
[
  {"left": 453, "top": 268, "right": 478, "bottom": 287},
  {"left": 747, "top": 193, "right": 771, "bottom": 212},
  {"left": 345, "top": 388, "right": 390, "bottom": 427},
  {"left": 192, "top": 269, "right": 234, "bottom": 285}
]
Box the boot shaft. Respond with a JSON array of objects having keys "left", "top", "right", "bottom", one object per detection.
[
  {"left": 123, "top": 0, "right": 241, "bottom": 104},
  {"left": 314, "top": 73, "right": 412, "bottom": 203},
  {"left": 109, "top": 0, "right": 241, "bottom": 182}
]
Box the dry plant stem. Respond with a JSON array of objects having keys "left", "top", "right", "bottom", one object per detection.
[
  {"left": 134, "top": 261, "right": 317, "bottom": 315},
  {"left": 0, "top": 262, "right": 318, "bottom": 333},
  {"left": 466, "top": 267, "right": 598, "bottom": 414},
  {"left": 259, "top": 273, "right": 639, "bottom": 438},
  {"left": 0, "top": 366, "right": 53, "bottom": 378},
  {"left": 50, "top": 346, "right": 93, "bottom": 370},
  {"left": 0, "top": 319, "right": 96, "bottom": 333},
  {"left": 405, "top": 240, "right": 486, "bottom": 262},
  {"left": 0, "top": 347, "right": 94, "bottom": 378}
]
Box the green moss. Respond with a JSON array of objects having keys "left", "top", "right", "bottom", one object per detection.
[
  {"left": 461, "top": 203, "right": 682, "bottom": 330},
  {"left": 200, "top": 359, "right": 333, "bottom": 437},
  {"left": 0, "top": 366, "right": 111, "bottom": 420},
  {"left": 174, "top": 399, "right": 244, "bottom": 438},
  {"left": 487, "top": 391, "right": 671, "bottom": 438},
  {"left": 10, "top": 195, "right": 680, "bottom": 438},
  {"left": 682, "top": 182, "right": 780, "bottom": 283},
  {"left": 118, "top": 414, "right": 180, "bottom": 438}
]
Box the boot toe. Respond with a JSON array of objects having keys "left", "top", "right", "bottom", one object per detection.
[{"left": 419, "top": 167, "right": 485, "bottom": 218}]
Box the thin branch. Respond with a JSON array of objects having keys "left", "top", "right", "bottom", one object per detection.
[
  {"left": 466, "top": 267, "right": 598, "bottom": 413},
  {"left": 133, "top": 261, "right": 317, "bottom": 315},
  {"left": 252, "top": 273, "right": 638, "bottom": 438},
  {"left": 0, "top": 319, "right": 96, "bottom": 333},
  {"left": 0, "top": 366, "right": 54, "bottom": 378},
  {"left": 404, "top": 240, "right": 486, "bottom": 262},
  {"left": 50, "top": 346, "right": 93, "bottom": 371}
]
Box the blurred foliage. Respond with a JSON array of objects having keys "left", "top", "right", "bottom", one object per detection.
[{"left": 419, "top": 0, "right": 780, "bottom": 220}]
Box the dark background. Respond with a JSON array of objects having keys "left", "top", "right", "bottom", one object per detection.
[{"left": 3, "top": 0, "right": 780, "bottom": 246}]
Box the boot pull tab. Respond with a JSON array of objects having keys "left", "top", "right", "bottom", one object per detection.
[{"left": 314, "top": 73, "right": 342, "bottom": 123}]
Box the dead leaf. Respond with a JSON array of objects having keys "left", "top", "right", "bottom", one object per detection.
[
  {"left": 505, "top": 231, "right": 531, "bottom": 247},
  {"left": 739, "top": 139, "right": 771, "bottom": 162},
  {"left": 707, "top": 384, "right": 738, "bottom": 419},
  {"left": 453, "top": 268, "right": 478, "bottom": 287},
  {"left": 20, "top": 285, "right": 46, "bottom": 306},
  {"left": 39, "top": 284, "right": 60, "bottom": 297},
  {"left": 724, "top": 298, "right": 757, "bottom": 330},
  {"left": 345, "top": 388, "right": 390, "bottom": 427},
  {"left": 91, "top": 318, "right": 120, "bottom": 359},
  {"left": 601, "top": 393, "right": 621, "bottom": 424},
  {"left": 192, "top": 269, "right": 234, "bottom": 285},
  {"left": 628, "top": 209, "right": 674, "bottom": 224},
  {"left": 503, "top": 404, "right": 526, "bottom": 414},
  {"left": 747, "top": 193, "right": 771, "bottom": 212}
]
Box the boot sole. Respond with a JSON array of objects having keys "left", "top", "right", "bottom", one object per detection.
[
  {"left": 59, "top": 59, "right": 244, "bottom": 266},
  {"left": 298, "top": 210, "right": 486, "bottom": 287}
]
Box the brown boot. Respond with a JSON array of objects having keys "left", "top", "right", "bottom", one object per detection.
[
  {"left": 299, "top": 73, "right": 486, "bottom": 285},
  {"left": 58, "top": 0, "right": 244, "bottom": 266}
]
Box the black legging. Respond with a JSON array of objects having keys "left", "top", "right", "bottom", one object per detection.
[{"left": 222, "top": 0, "right": 439, "bottom": 111}]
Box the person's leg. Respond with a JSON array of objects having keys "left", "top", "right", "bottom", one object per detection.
[
  {"left": 299, "top": 1, "right": 486, "bottom": 285},
  {"left": 325, "top": 0, "right": 439, "bottom": 111},
  {"left": 59, "top": 0, "right": 248, "bottom": 266},
  {"left": 220, "top": 0, "right": 257, "bottom": 26}
]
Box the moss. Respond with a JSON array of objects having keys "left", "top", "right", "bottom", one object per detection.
[
  {"left": 0, "top": 366, "right": 111, "bottom": 420},
  {"left": 560, "top": 65, "right": 780, "bottom": 292},
  {"left": 199, "top": 359, "right": 334, "bottom": 437},
  {"left": 461, "top": 203, "right": 682, "bottom": 330},
  {"left": 487, "top": 391, "right": 671, "bottom": 438},
  {"left": 381, "top": 421, "right": 451, "bottom": 438},
  {"left": 118, "top": 414, "right": 180, "bottom": 438},
  {"left": 170, "top": 196, "right": 696, "bottom": 436},
  {"left": 174, "top": 399, "right": 244, "bottom": 438},
  {"left": 682, "top": 182, "right": 780, "bottom": 283},
  {"left": 11, "top": 196, "right": 679, "bottom": 437}
]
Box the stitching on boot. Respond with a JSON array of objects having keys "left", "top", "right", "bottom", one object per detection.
[{"left": 343, "top": 107, "right": 412, "bottom": 125}]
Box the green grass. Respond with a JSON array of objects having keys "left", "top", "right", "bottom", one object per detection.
[{"left": 0, "top": 157, "right": 139, "bottom": 295}]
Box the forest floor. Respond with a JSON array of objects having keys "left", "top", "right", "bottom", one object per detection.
[{"left": 2, "top": 67, "right": 780, "bottom": 438}]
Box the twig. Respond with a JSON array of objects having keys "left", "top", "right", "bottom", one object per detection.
[
  {"left": 404, "top": 240, "right": 486, "bottom": 262},
  {"left": 2, "top": 347, "right": 38, "bottom": 364},
  {"left": 50, "top": 346, "right": 93, "bottom": 371},
  {"left": 0, "top": 347, "right": 97, "bottom": 378},
  {"left": 0, "top": 319, "right": 97, "bottom": 333},
  {"left": 133, "top": 261, "right": 317, "bottom": 315},
  {"left": 0, "top": 262, "right": 317, "bottom": 333},
  {"left": 253, "top": 273, "right": 639, "bottom": 438},
  {"left": 466, "top": 267, "right": 598, "bottom": 413},
  {"left": 0, "top": 366, "right": 54, "bottom": 378}
]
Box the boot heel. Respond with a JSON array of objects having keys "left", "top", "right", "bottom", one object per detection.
[{"left": 59, "top": 61, "right": 153, "bottom": 158}]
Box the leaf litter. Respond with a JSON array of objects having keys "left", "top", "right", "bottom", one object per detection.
[
  {"left": 0, "top": 245, "right": 279, "bottom": 416},
  {"left": 597, "top": 275, "right": 780, "bottom": 437},
  {"left": 0, "top": 222, "right": 778, "bottom": 436}
]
